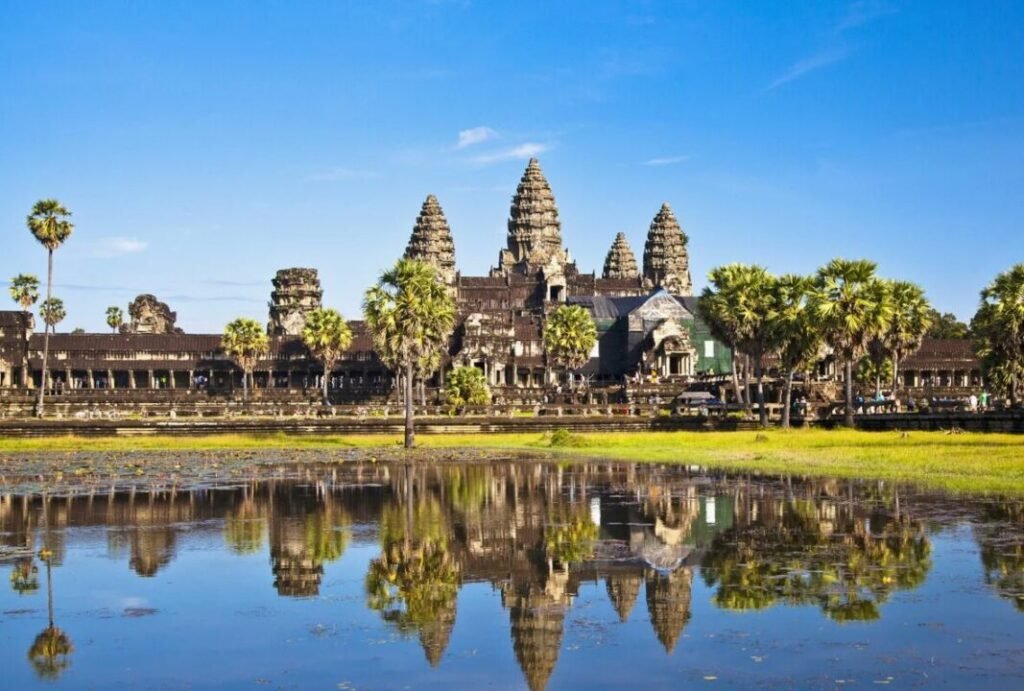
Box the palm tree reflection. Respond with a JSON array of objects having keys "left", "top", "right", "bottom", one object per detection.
[{"left": 27, "top": 548, "right": 73, "bottom": 679}]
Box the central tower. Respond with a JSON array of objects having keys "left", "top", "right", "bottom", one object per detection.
[{"left": 496, "top": 158, "right": 571, "bottom": 275}]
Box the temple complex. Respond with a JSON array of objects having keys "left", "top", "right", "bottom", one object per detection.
[{"left": 0, "top": 157, "right": 983, "bottom": 409}]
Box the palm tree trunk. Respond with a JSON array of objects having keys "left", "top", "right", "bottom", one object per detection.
[
  {"left": 742, "top": 354, "right": 753, "bottom": 417},
  {"left": 322, "top": 361, "right": 330, "bottom": 405},
  {"left": 845, "top": 359, "right": 855, "bottom": 427},
  {"left": 46, "top": 559, "right": 54, "bottom": 629},
  {"left": 242, "top": 367, "right": 249, "bottom": 401},
  {"left": 35, "top": 249, "right": 53, "bottom": 416},
  {"left": 755, "top": 359, "right": 768, "bottom": 427},
  {"left": 729, "top": 352, "right": 743, "bottom": 409},
  {"left": 782, "top": 370, "right": 794, "bottom": 429},
  {"left": 892, "top": 352, "right": 900, "bottom": 404},
  {"left": 404, "top": 360, "right": 415, "bottom": 448}
]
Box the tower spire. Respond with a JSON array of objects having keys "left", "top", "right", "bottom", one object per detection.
[
  {"left": 642, "top": 202, "right": 692, "bottom": 294},
  {"left": 405, "top": 194, "right": 456, "bottom": 284},
  {"left": 602, "top": 232, "right": 639, "bottom": 280}
]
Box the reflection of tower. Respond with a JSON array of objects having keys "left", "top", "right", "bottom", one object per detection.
[
  {"left": 419, "top": 598, "right": 457, "bottom": 667},
  {"left": 269, "top": 490, "right": 323, "bottom": 597},
  {"left": 645, "top": 567, "right": 693, "bottom": 653},
  {"left": 605, "top": 571, "right": 642, "bottom": 623},
  {"left": 502, "top": 579, "right": 569, "bottom": 691},
  {"left": 129, "top": 527, "right": 176, "bottom": 577}
]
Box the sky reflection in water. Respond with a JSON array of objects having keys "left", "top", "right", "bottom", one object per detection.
[{"left": 2, "top": 460, "right": 1023, "bottom": 689}]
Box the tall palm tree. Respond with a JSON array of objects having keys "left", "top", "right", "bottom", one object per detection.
[
  {"left": 773, "top": 274, "right": 822, "bottom": 429},
  {"left": 9, "top": 274, "right": 40, "bottom": 313},
  {"left": 364, "top": 258, "right": 455, "bottom": 448},
  {"left": 810, "top": 259, "right": 893, "bottom": 427},
  {"left": 699, "top": 264, "right": 769, "bottom": 417},
  {"left": 972, "top": 263, "right": 1024, "bottom": 403},
  {"left": 301, "top": 307, "right": 353, "bottom": 405},
  {"left": 28, "top": 549, "right": 72, "bottom": 680},
  {"left": 728, "top": 265, "right": 778, "bottom": 427},
  {"left": 27, "top": 199, "right": 73, "bottom": 416},
  {"left": 543, "top": 304, "right": 597, "bottom": 390},
  {"left": 40, "top": 298, "right": 66, "bottom": 335},
  {"left": 105, "top": 306, "right": 124, "bottom": 334},
  {"left": 882, "top": 281, "right": 933, "bottom": 398},
  {"left": 221, "top": 318, "right": 270, "bottom": 400}
]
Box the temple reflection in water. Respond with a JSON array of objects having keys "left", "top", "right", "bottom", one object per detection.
[{"left": 3, "top": 461, "right": 1023, "bottom": 690}]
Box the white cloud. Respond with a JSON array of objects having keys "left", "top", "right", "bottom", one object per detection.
[
  {"left": 306, "top": 167, "right": 380, "bottom": 182},
  {"left": 456, "top": 126, "right": 498, "bottom": 149},
  {"left": 472, "top": 142, "right": 549, "bottom": 164},
  {"left": 644, "top": 155, "right": 690, "bottom": 166},
  {"left": 764, "top": 46, "right": 850, "bottom": 91},
  {"left": 92, "top": 236, "right": 148, "bottom": 258}
]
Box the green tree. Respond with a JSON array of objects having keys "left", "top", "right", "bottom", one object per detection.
[
  {"left": 221, "top": 318, "right": 269, "bottom": 400},
  {"left": 972, "top": 264, "right": 1024, "bottom": 403},
  {"left": 698, "top": 265, "right": 749, "bottom": 414},
  {"left": 543, "top": 304, "right": 597, "bottom": 389},
  {"left": 856, "top": 350, "right": 893, "bottom": 397},
  {"left": 728, "top": 265, "right": 778, "bottom": 427},
  {"left": 363, "top": 258, "right": 456, "bottom": 448},
  {"left": 773, "top": 274, "right": 822, "bottom": 429},
  {"left": 9, "top": 274, "right": 40, "bottom": 313},
  {"left": 810, "top": 259, "right": 892, "bottom": 427},
  {"left": 301, "top": 307, "right": 353, "bottom": 405},
  {"left": 105, "top": 306, "right": 124, "bottom": 334},
  {"left": 444, "top": 366, "right": 490, "bottom": 414},
  {"left": 882, "top": 281, "right": 933, "bottom": 396},
  {"left": 925, "top": 309, "right": 970, "bottom": 339},
  {"left": 27, "top": 199, "right": 73, "bottom": 415},
  {"left": 39, "top": 297, "right": 65, "bottom": 335}
]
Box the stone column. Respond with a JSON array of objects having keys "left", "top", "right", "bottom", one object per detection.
[
  {"left": 65, "top": 367, "right": 72, "bottom": 389},
  {"left": 86, "top": 369, "right": 94, "bottom": 389},
  {"left": 169, "top": 370, "right": 177, "bottom": 389},
  {"left": 188, "top": 370, "right": 195, "bottom": 389},
  {"left": 147, "top": 369, "right": 155, "bottom": 389},
  {"left": 129, "top": 370, "right": 137, "bottom": 389},
  {"left": 107, "top": 369, "right": 114, "bottom": 389}
]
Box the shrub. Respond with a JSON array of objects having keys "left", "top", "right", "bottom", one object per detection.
[{"left": 445, "top": 366, "right": 490, "bottom": 415}]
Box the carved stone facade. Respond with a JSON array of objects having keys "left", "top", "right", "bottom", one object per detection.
[
  {"left": 642, "top": 203, "right": 692, "bottom": 295},
  {"left": 125, "top": 294, "right": 182, "bottom": 335},
  {"left": 603, "top": 232, "right": 639, "bottom": 280},
  {"left": 405, "top": 194, "right": 456, "bottom": 284},
  {"left": 268, "top": 268, "right": 323, "bottom": 336}
]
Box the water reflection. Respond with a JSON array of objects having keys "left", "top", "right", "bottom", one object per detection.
[
  {"left": 28, "top": 551, "right": 73, "bottom": 680},
  {"left": 2, "top": 462, "right": 1023, "bottom": 689}
]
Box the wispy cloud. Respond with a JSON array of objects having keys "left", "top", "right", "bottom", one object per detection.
[
  {"left": 472, "top": 142, "right": 549, "bottom": 165},
  {"left": 644, "top": 155, "right": 690, "bottom": 167},
  {"left": 834, "top": 0, "right": 897, "bottom": 34},
  {"left": 763, "top": 1, "right": 895, "bottom": 92},
  {"left": 456, "top": 126, "right": 497, "bottom": 149},
  {"left": 764, "top": 45, "right": 850, "bottom": 92},
  {"left": 306, "top": 167, "right": 380, "bottom": 182},
  {"left": 91, "top": 236, "right": 148, "bottom": 259}
]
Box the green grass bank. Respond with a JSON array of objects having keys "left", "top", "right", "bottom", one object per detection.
[{"left": 1, "top": 429, "right": 1022, "bottom": 495}]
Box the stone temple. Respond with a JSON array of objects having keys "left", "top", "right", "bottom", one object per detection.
[{"left": 0, "top": 158, "right": 980, "bottom": 402}]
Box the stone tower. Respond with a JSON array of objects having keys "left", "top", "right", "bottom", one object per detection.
[
  {"left": 497, "top": 158, "right": 571, "bottom": 274},
  {"left": 602, "top": 232, "right": 639, "bottom": 280},
  {"left": 642, "top": 203, "right": 692, "bottom": 295},
  {"left": 404, "top": 194, "right": 456, "bottom": 284},
  {"left": 126, "top": 294, "right": 182, "bottom": 334},
  {"left": 267, "top": 268, "right": 323, "bottom": 336}
]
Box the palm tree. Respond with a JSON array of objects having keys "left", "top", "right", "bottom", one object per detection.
[
  {"left": 698, "top": 264, "right": 760, "bottom": 416},
  {"left": 105, "top": 306, "right": 124, "bottom": 334},
  {"left": 881, "top": 281, "right": 933, "bottom": 399},
  {"left": 543, "top": 304, "right": 597, "bottom": 390},
  {"left": 364, "top": 258, "right": 455, "bottom": 448},
  {"left": 727, "top": 265, "right": 778, "bottom": 427},
  {"left": 301, "top": 307, "right": 353, "bottom": 405},
  {"left": 810, "top": 259, "right": 893, "bottom": 427},
  {"left": 444, "top": 365, "right": 491, "bottom": 414},
  {"left": 40, "top": 298, "right": 66, "bottom": 335},
  {"left": 773, "top": 274, "right": 822, "bottom": 429},
  {"left": 28, "top": 548, "right": 72, "bottom": 680},
  {"left": 27, "top": 199, "right": 73, "bottom": 416},
  {"left": 221, "top": 318, "right": 269, "bottom": 400},
  {"left": 9, "top": 273, "right": 40, "bottom": 313},
  {"left": 972, "top": 264, "right": 1024, "bottom": 404}
]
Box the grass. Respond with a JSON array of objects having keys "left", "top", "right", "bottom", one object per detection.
[{"left": 1, "top": 429, "right": 1022, "bottom": 495}]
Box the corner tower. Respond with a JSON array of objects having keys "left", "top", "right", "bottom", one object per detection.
[
  {"left": 404, "top": 194, "right": 456, "bottom": 284},
  {"left": 602, "top": 232, "right": 639, "bottom": 280},
  {"left": 642, "top": 203, "right": 692, "bottom": 295}
]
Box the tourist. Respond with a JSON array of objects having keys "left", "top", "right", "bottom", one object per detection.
[
  {"left": 969, "top": 393, "right": 978, "bottom": 412},
  {"left": 979, "top": 389, "right": 990, "bottom": 411}
]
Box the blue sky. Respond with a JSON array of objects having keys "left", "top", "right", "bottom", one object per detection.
[{"left": 2, "top": 0, "right": 1022, "bottom": 332}]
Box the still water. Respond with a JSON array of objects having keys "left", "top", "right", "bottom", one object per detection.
[{"left": 2, "top": 459, "right": 1023, "bottom": 689}]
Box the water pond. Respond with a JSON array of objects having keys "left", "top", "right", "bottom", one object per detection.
[{"left": 2, "top": 458, "right": 1023, "bottom": 689}]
